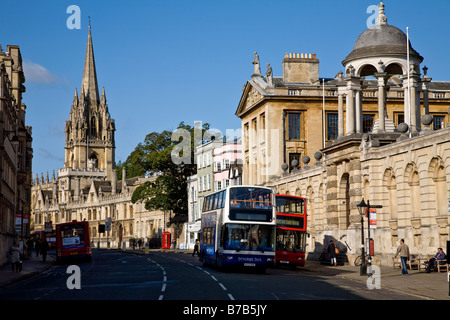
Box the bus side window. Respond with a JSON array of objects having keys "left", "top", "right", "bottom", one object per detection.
[
  {"left": 221, "top": 191, "right": 226, "bottom": 208},
  {"left": 207, "top": 196, "right": 211, "bottom": 211},
  {"left": 218, "top": 192, "right": 223, "bottom": 209},
  {"left": 203, "top": 228, "right": 208, "bottom": 245},
  {"left": 214, "top": 193, "right": 219, "bottom": 209}
]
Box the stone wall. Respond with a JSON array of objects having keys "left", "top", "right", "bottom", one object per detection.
[{"left": 267, "top": 128, "right": 450, "bottom": 266}]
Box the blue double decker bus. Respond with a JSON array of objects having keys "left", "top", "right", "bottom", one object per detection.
[{"left": 199, "top": 186, "right": 276, "bottom": 270}]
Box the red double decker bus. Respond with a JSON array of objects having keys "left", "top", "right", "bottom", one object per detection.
[
  {"left": 56, "top": 220, "right": 91, "bottom": 262},
  {"left": 275, "top": 195, "right": 307, "bottom": 267}
]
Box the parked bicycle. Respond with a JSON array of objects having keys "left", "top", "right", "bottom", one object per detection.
[{"left": 354, "top": 252, "right": 372, "bottom": 267}]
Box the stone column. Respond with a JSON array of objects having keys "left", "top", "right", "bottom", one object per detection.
[
  {"left": 376, "top": 73, "right": 387, "bottom": 132},
  {"left": 355, "top": 89, "right": 363, "bottom": 133},
  {"left": 338, "top": 92, "right": 344, "bottom": 137},
  {"left": 410, "top": 78, "right": 418, "bottom": 133},
  {"left": 346, "top": 88, "right": 355, "bottom": 135},
  {"left": 422, "top": 81, "right": 430, "bottom": 115},
  {"left": 402, "top": 77, "right": 410, "bottom": 127},
  {"left": 402, "top": 69, "right": 421, "bottom": 133}
]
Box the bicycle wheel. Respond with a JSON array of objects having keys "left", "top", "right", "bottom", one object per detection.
[{"left": 354, "top": 255, "right": 362, "bottom": 267}]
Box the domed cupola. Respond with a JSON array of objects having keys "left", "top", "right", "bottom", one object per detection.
[
  {"left": 336, "top": 1, "right": 427, "bottom": 137},
  {"left": 342, "top": 1, "right": 423, "bottom": 74}
]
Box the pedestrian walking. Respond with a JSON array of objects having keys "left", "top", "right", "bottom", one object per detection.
[
  {"left": 10, "top": 243, "right": 22, "bottom": 272},
  {"left": 26, "top": 237, "right": 34, "bottom": 258},
  {"left": 192, "top": 239, "right": 199, "bottom": 257},
  {"left": 327, "top": 240, "right": 338, "bottom": 266},
  {"left": 35, "top": 238, "right": 41, "bottom": 257},
  {"left": 395, "top": 239, "right": 410, "bottom": 275},
  {"left": 41, "top": 239, "right": 50, "bottom": 262}
]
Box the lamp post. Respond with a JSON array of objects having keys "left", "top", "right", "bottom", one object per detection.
[
  {"left": 366, "top": 200, "right": 372, "bottom": 269},
  {"left": 357, "top": 198, "right": 368, "bottom": 276}
]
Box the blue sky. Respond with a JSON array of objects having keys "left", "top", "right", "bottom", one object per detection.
[{"left": 1, "top": 0, "right": 450, "bottom": 177}]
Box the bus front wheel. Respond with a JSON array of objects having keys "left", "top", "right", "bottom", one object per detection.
[
  {"left": 215, "top": 251, "right": 224, "bottom": 269},
  {"left": 200, "top": 250, "right": 206, "bottom": 266}
]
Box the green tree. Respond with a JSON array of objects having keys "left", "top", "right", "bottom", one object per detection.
[{"left": 129, "top": 122, "right": 210, "bottom": 233}]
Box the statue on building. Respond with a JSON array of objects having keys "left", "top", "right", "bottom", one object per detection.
[
  {"left": 266, "top": 63, "right": 273, "bottom": 86},
  {"left": 252, "top": 52, "right": 261, "bottom": 77}
]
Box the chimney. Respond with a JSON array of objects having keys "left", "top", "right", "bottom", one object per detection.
[{"left": 282, "top": 53, "right": 319, "bottom": 84}]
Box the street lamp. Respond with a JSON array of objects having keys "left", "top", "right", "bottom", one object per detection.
[
  {"left": 357, "top": 198, "right": 368, "bottom": 276},
  {"left": 3, "top": 130, "right": 19, "bottom": 147}
]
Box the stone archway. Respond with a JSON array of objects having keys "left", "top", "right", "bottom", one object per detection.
[
  {"left": 359, "top": 63, "right": 378, "bottom": 77},
  {"left": 384, "top": 62, "right": 404, "bottom": 76}
]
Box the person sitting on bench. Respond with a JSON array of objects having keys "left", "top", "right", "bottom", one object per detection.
[{"left": 426, "top": 247, "right": 446, "bottom": 273}]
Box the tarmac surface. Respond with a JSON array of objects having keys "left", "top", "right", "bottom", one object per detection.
[{"left": 1, "top": 248, "right": 448, "bottom": 300}]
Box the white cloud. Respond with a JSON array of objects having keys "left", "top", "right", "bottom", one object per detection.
[{"left": 23, "top": 61, "right": 58, "bottom": 84}]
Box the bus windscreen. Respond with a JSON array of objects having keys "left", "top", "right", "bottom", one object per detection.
[
  {"left": 223, "top": 224, "right": 275, "bottom": 252},
  {"left": 229, "top": 187, "right": 273, "bottom": 222},
  {"left": 230, "top": 187, "right": 272, "bottom": 209},
  {"left": 60, "top": 224, "right": 86, "bottom": 249}
]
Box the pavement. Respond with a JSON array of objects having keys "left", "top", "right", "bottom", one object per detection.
[
  {"left": 303, "top": 260, "right": 450, "bottom": 300},
  {"left": 0, "top": 250, "right": 55, "bottom": 288},
  {"left": 1, "top": 248, "right": 449, "bottom": 300}
]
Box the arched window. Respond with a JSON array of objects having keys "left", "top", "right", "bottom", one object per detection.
[
  {"left": 435, "top": 166, "right": 447, "bottom": 215},
  {"left": 339, "top": 173, "right": 350, "bottom": 228},
  {"left": 90, "top": 116, "right": 97, "bottom": 138},
  {"left": 429, "top": 157, "right": 447, "bottom": 216},
  {"left": 383, "top": 168, "right": 398, "bottom": 220},
  {"left": 307, "top": 186, "right": 315, "bottom": 227},
  {"left": 405, "top": 163, "right": 421, "bottom": 219}
]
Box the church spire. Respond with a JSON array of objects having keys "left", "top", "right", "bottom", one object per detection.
[
  {"left": 81, "top": 25, "right": 99, "bottom": 103},
  {"left": 64, "top": 21, "right": 115, "bottom": 178}
]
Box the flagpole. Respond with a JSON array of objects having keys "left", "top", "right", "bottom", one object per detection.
[
  {"left": 407, "top": 27, "right": 411, "bottom": 137},
  {"left": 322, "top": 79, "right": 325, "bottom": 148}
]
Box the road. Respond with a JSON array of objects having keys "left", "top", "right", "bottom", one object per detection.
[{"left": 0, "top": 249, "right": 423, "bottom": 316}]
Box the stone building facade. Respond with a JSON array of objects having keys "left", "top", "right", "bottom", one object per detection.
[
  {"left": 236, "top": 3, "right": 449, "bottom": 187},
  {"left": 235, "top": 2, "right": 450, "bottom": 265},
  {"left": 269, "top": 124, "right": 450, "bottom": 266},
  {"left": 0, "top": 44, "right": 33, "bottom": 265}
]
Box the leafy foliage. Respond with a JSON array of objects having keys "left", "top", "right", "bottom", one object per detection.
[{"left": 123, "top": 122, "right": 210, "bottom": 228}]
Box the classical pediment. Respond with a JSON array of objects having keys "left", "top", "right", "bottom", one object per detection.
[{"left": 235, "top": 81, "right": 266, "bottom": 117}]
